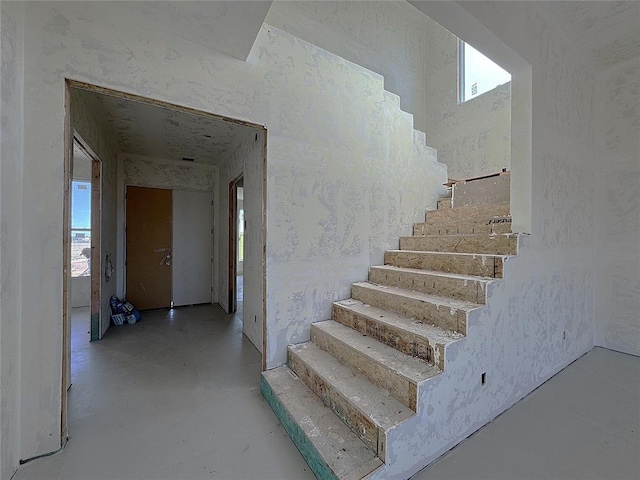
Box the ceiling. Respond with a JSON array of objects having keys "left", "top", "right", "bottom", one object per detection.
[
  {"left": 77, "top": 89, "right": 260, "bottom": 166},
  {"left": 534, "top": 1, "right": 640, "bottom": 70}
]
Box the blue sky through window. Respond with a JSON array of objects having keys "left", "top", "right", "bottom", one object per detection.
[{"left": 461, "top": 42, "right": 511, "bottom": 102}]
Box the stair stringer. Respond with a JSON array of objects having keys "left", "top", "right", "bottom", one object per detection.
[{"left": 364, "top": 251, "right": 533, "bottom": 480}]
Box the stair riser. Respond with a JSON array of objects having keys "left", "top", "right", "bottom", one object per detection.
[
  {"left": 311, "top": 324, "right": 418, "bottom": 411},
  {"left": 413, "top": 220, "right": 512, "bottom": 236},
  {"left": 437, "top": 197, "right": 452, "bottom": 209},
  {"left": 260, "top": 374, "right": 341, "bottom": 480},
  {"left": 351, "top": 284, "right": 467, "bottom": 334},
  {"left": 425, "top": 204, "right": 510, "bottom": 223},
  {"left": 385, "top": 251, "right": 503, "bottom": 278},
  {"left": 399, "top": 236, "right": 516, "bottom": 255},
  {"left": 333, "top": 303, "right": 446, "bottom": 370},
  {"left": 368, "top": 266, "right": 486, "bottom": 304},
  {"left": 287, "top": 348, "right": 385, "bottom": 460}
]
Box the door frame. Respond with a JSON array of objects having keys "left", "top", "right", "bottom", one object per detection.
[
  {"left": 74, "top": 138, "right": 102, "bottom": 342},
  {"left": 62, "top": 82, "right": 104, "bottom": 442},
  {"left": 63, "top": 79, "right": 269, "bottom": 440},
  {"left": 228, "top": 174, "right": 244, "bottom": 314}
]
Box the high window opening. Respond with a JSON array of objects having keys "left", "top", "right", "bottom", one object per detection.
[
  {"left": 459, "top": 40, "right": 511, "bottom": 103},
  {"left": 71, "top": 180, "right": 92, "bottom": 277}
]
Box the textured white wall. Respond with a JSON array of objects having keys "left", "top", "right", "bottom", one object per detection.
[
  {"left": 6, "top": 2, "right": 446, "bottom": 463},
  {"left": 0, "top": 2, "right": 24, "bottom": 477},
  {"left": 70, "top": 277, "right": 90, "bottom": 308},
  {"left": 70, "top": 88, "right": 119, "bottom": 337},
  {"left": 117, "top": 154, "right": 217, "bottom": 301},
  {"left": 594, "top": 58, "right": 640, "bottom": 356},
  {"left": 422, "top": 14, "right": 511, "bottom": 179},
  {"left": 367, "top": 2, "right": 597, "bottom": 477},
  {"left": 216, "top": 130, "right": 265, "bottom": 352},
  {"left": 265, "top": 0, "right": 430, "bottom": 132},
  {"left": 266, "top": 0, "right": 512, "bottom": 182}
]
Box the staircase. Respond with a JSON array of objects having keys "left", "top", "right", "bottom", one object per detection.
[{"left": 262, "top": 189, "right": 517, "bottom": 479}]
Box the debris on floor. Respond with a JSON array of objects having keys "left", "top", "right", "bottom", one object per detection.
[{"left": 110, "top": 295, "right": 141, "bottom": 325}]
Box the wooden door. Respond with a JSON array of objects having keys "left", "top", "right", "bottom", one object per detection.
[{"left": 126, "top": 186, "right": 172, "bottom": 310}]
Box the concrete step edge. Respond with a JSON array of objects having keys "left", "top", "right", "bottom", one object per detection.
[
  {"left": 334, "top": 299, "right": 465, "bottom": 346},
  {"left": 352, "top": 281, "right": 482, "bottom": 312},
  {"left": 312, "top": 320, "right": 440, "bottom": 387},
  {"left": 261, "top": 367, "right": 383, "bottom": 480},
  {"left": 370, "top": 265, "right": 495, "bottom": 282},
  {"left": 386, "top": 249, "right": 510, "bottom": 259},
  {"left": 289, "top": 343, "right": 415, "bottom": 431}
]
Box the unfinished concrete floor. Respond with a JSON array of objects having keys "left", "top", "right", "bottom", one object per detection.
[
  {"left": 12, "top": 307, "right": 639, "bottom": 480},
  {"left": 14, "top": 305, "right": 314, "bottom": 480}
]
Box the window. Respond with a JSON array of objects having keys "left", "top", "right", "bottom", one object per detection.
[
  {"left": 459, "top": 40, "right": 511, "bottom": 103},
  {"left": 71, "top": 180, "right": 91, "bottom": 277}
]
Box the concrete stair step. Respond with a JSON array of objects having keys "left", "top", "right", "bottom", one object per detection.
[
  {"left": 261, "top": 367, "right": 383, "bottom": 480},
  {"left": 385, "top": 250, "right": 506, "bottom": 278},
  {"left": 351, "top": 282, "right": 479, "bottom": 335},
  {"left": 311, "top": 320, "right": 440, "bottom": 411},
  {"left": 288, "top": 342, "right": 414, "bottom": 461},
  {"left": 399, "top": 234, "right": 517, "bottom": 255},
  {"left": 413, "top": 218, "right": 512, "bottom": 236},
  {"left": 333, "top": 299, "right": 463, "bottom": 370},
  {"left": 425, "top": 204, "right": 510, "bottom": 223},
  {"left": 368, "top": 265, "right": 491, "bottom": 304},
  {"left": 437, "top": 197, "right": 452, "bottom": 210}
]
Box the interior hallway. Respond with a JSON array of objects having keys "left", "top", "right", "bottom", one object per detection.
[
  {"left": 12, "top": 309, "right": 639, "bottom": 480},
  {"left": 14, "top": 306, "right": 313, "bottom": 480}
]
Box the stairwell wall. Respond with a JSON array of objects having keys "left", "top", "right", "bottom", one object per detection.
[
  {"left": 421, "top": 15, "right": 511, "bottom": 180},
  {"left": 1, "top": 2, "right": 446, "bottom": 465},
  {"left": 265, "top": 0, "right": 431, "bottom": 132},
  {"left": 594, "top": 58, "right": 640, "bottom": 357},
  {"left": 265, "top": 1, "right": 513, "bottom": 181},
  {"left": 376, "top": 2, "right": 597, "bottom": 478}
]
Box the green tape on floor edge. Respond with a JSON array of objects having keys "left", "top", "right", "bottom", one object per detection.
[
  {"left": 90, "top": 313, "right": 100, "bottom": 341},
  {"left": 260, "top": 374, "right": 339, "bottom": 480}
]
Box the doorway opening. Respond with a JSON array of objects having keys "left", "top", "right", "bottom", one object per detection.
[
  {"left": 63, "top": 80, "right": 268, "bottom": 442},
  {"left": 70, "top": 138, "right": 102, "bottom": 341},
  {"left": 228, "top": 175, "right": 244, "bottom": 316}
]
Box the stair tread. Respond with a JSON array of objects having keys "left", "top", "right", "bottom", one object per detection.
[
  {"left": 352, "top": 281, "right": 482, "bottom": 311},
  {"left": 335, "top": 299, "right": 465, "bottom": 342},
  {"left": 262, "top": 367, "right": 383, "bottom": 479},
  {"left": 416, "top": 216, "right": 511, "bottom": 224},
  {"left": 313, "top": 320, "right": 441, "bottom": 384},
  {"left": 387, "top": 249, "right": 510, "bottom": 258},
  {"left": 290, "top": 342, "right": 414, "bottom": 431},
  {"left": 370, "top": 264, "right": 494, "bottom": 282},
  {"left": 426, "top": 203, "right": 509, "bottom": 214},
  {"left": 400, "top": 233, "right": 517, "bottom": 239}
]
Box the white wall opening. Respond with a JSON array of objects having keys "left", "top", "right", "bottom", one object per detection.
[{"left": 458, "top": 40, "right": 512, "bottom": 104}]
